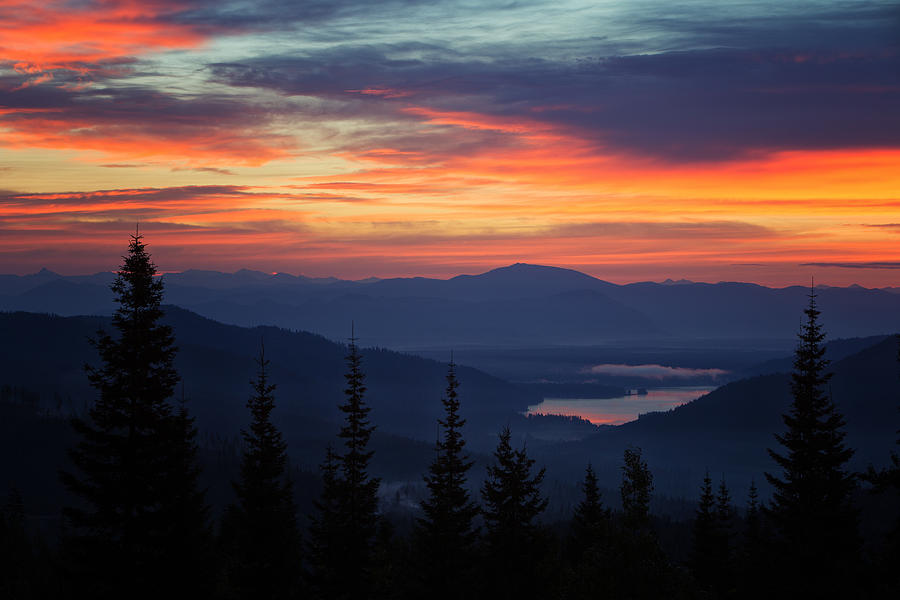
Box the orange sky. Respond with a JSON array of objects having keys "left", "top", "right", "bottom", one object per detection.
[{"left": 1, "top": 0, "right": 898, "bottom": 286}]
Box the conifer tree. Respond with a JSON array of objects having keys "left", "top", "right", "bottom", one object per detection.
[
  {"left": 569, "top": 462, "right": 610, "bottom": 563},
  {"left": 765, "top": 288, "right": 859, "bottom": 594},
  {"left": 621, "top": 446, "right": 653, "bottom": 536},
  {"left": 481, "top": 427, "right": 549, "bottom": 599},
  {"left": 744, "top": 481, "right": 760, "bottom": 543},
  {"left": 414, "top": 359, "right": 479, "bottom": 598},
  {"left": 690, "top": 471, "right": 717, "bottom": 592},
  {"left": 59, "top": 232, "right": 210, "bottom": 599},
  {"left": 223, "top": 345, "right": 301, "bottom": 599},
  {"left": 309, "top": 333, "right": 379, "bottom": 600},
  {"left": 338, "top": 333, "right": 379, "bottom": 596},
  {"left": 307, "top": 445, "right": 343, "bottom": 599},
  {"left": 715, "top": 477, "right": 735, "bottom": 595},
  {"left": 615, "top": 447, "right": 671, "bottom": 599},
  {"left": 566, "top": 463, "right": 614, "bottom": 600},
  {"left": 738, "top": 481, "right": 766, "bottom": 598}
]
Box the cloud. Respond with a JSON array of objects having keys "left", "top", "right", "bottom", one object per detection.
[
  {"left": 585, "top": 363, "right": 729, "bottom": 379},
  {"left": 801, "top": 262, "right": 900, "bottom": 270},
  {"left": 0, "top": 82, "right": 297, "bottom": 165},
  {"left": 206, "top": 3, "right": 900, "bottom": 163},
  {"left": 553, "top": 221, "right": 776, "bottom": 240},
  {"left": 0, "top": 0, "right": 223, "bottom": 84},
  {"left": 4, "top": 1, "right": 898, "bottom": 168},
  {"left": 862, "top": 223, "right": 900, "bottom": 229}
]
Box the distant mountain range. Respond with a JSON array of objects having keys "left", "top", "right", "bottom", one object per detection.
[{"left": 2, "top": 263, "right": 899, "bottom": 348}]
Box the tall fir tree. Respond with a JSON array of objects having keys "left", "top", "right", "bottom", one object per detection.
[
  {"left": 307, "top": 445, "right": 343, "bottom": 599},
  {"left": 615, "top": 446, "right": 671, "bottom": 599},
  {"left": 414, "top": 359, "right": 479, "bottom": 599},
  {"left": 569, "top": 463, "right": 611, "bottom": 563},
  {"left": 309, "top": 332, "right": 380, "bottom": 600},
  {"left": 566, "top": 463, "right": 614, "bottom": 600},
  {"left": 738, "top": 481, "right": 767, "bottom": 599},
  {"left": 744, "top": 481, "right": 760, "bottom": 545},
  {"left": 714, "top": 476, "right": 735, "bottom": 596},
  {"left": 621, "top": 447, "right": 653, "bottom": 536},
  {"left": 223, "top": 344, "right": 301, "bottom": 599},
  {"left": 59, "top": 232, "right": 210, "bottom": 599},
  {"left": 690, "top": 471, "right": 718, "bottom": 593},
  {"left": 481, "top": 427, "right": 549, "bottom": 599},
  {"left": 765, "top": 288, "right": 859, "bottom": 595}
]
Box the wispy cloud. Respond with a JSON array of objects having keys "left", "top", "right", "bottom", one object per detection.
[
  {"left": 801, "top": 262, "right": 900, "bottom": 270},
  {"left": 585, "top": 364, "right": 729, "bottom": 380}
]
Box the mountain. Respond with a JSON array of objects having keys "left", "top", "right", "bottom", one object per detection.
[
  {"left": 540, "top": 336, "right": 900, "bottom": 499},
  {"left": 365, "top": 263, "right": 616, "bottom": 301},
  {"left": 2, "top": 263, "right": 900, "bottom": 348},
  {"left": 608, "top": 281, "right": 900, "bottom": 340},
  {"left": 0, "top": 308, "right": 537, "bottom": 456}
]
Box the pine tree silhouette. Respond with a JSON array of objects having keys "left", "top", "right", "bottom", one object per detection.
[
  {"left": 569, "top": 463, "right": 611, "bottom": 563},
  {"left": 738, "top": 481, "right": 767, "bottom": 598},
  {"left": 566, "top": 463, "right": 614, "bottom": 599},
  {"left": 307, "top": 445, "right": 343, "bottom": 599},
  {"left": 690, "top": 471, "right": 717, "bottom": 593},
  {"left": 223, "top": 344, "right": 301, "bottom": 599},
  {"left": 481, "top": 427, "right": 549, "bottom": 599},
  {"left": 59, "top": 232, "right": 210, "bottom": 599},
  {"left": 615, "top": 447, "right": 671, "bottom": 599},
  {"left": 765, "top": 288, "right": 859, "bottom": 594},
  {"left": 621, "top": 447, "right": 653, "bottom": 536},
  {"left": 309, "top": 331, "right": 379, "bottom": 600},
  {"left": 414, "top": 358, "right": 479, "bottom": 599},
  {"left": 714, "top": 476, "right": 735, "bottom": 596}
]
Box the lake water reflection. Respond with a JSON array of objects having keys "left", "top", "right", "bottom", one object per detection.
[{"left": 526, "top": 386, "right": 716, "bottom": 426}]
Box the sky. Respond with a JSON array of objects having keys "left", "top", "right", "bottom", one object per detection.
[{"left": 1, "top": 0, "right": 899, "bottom": 286}]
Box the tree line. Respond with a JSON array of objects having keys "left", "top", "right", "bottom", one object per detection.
[{"left": 1, "top": 234, "right": 899, "bottom": 599}]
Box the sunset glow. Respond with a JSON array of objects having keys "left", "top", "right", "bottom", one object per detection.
[{"left": 1, "top": 0, "right": 898, "bottom": 285}]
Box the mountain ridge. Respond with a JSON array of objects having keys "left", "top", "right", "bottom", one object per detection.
[{"left": 3, "top": 263, "right": 900, "bottom": 347}]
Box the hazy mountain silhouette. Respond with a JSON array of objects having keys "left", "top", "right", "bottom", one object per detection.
[
  {"left": 3, "top": 263, "right": 900, "bottom": 347},
  {"left": 366, "top": 263, "right": 616, "bottom": 300},
  {"left": 0, "top": 308, "right": 535, "bottom": 453}
]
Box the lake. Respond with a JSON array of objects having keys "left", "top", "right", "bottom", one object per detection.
[{"left": 526, "top": 386, "right": 716, "bottom": 426}]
